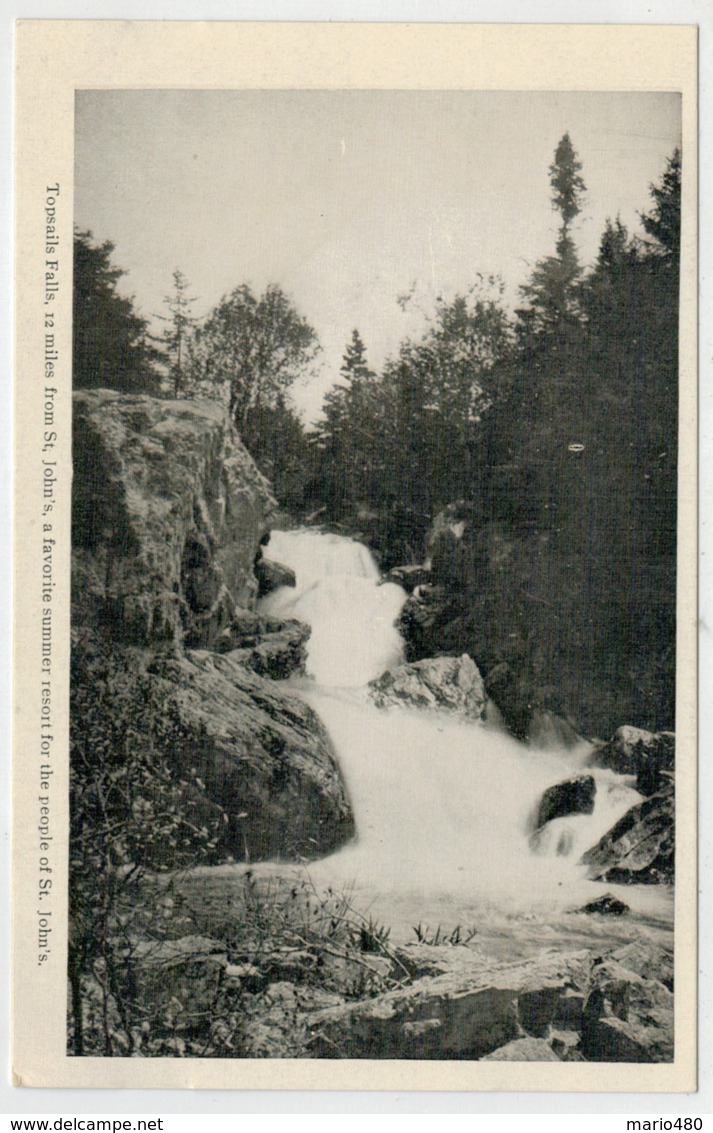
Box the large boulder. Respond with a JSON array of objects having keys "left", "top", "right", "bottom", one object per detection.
[
  {"left": 217, "top": 615, "right": 311, "bottom": 680},
  {"left": 580, "top": 783, "right": 674, "bottom": 884},
  {"left": 214, "top": 606, "right": 266, "bottom": 647},
  {"left": 237, "top": 625, "right": 309, "bottom": 681},
  {"left": 368, "top": 654, "right": 486, "bottom": 719},
  {"left": 151, "top": 650, "right": 355, "bottom": 862},
  {"left": 307, "top": 950, "right": 590, "bottom": 1060},
  {"left": 608, "top": 941, "right": 674, "bottom": 992},
  {"left": 305, "top": 940, "right": 675, "bottom": 1062},
  {"left": 255, "top": 557, "right": 297, "bottom": 598},
  {"left": 581, "top": 958, "right": 674, "bottom": 1062},
  {"left": 576, "top": 894, "right": 630, "bottom": 917},
  {"left": 72, "top": 390, "right": 275, "bottom": 649},
  {"left": 483, "top": 662, "right": 534, "bottom": 741},
  {"left": 593, "top": 726, "right": 675, "bottom": 795},
  {"left": 535, "top": 775, "right": 597, "bottom": 830}
]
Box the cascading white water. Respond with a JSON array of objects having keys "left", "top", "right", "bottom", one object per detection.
[
  {"left": 258, "top": 528, "right": 673, "bottom": 944},
  {"left": 260, "top": 530, "right": 407, "bottom": 687}
]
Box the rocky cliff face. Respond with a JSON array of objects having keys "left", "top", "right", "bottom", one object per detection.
[
  {"left": 152, "top": 650, "right": 355, "bottom": 860},
  {"left": 71, "top": 390, "right": 354, "bottom": 865},
  {"left": 72, "top": 391, "right": 276, "bottom": 648}
]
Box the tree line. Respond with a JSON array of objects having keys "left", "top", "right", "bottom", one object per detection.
[
  {"left": 73, "top": 136, "right": 679, "bottom": 551},
  {"left": 74, "top": 136, "right": 680, "bottom": 727},
  {"left": 310, "top": 137, "right": 679, "bottom": 563}
]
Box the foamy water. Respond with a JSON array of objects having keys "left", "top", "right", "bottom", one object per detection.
[
  {"left": 257, "top": 528, "right": 673, "bottom": 944},
  {"left": 260, "top": 530, "right": 406, "bottom": 687}
]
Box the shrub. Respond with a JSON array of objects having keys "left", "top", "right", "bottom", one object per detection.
[{"left": 68, "top": 632, "right": 226, "bottom": 1055}]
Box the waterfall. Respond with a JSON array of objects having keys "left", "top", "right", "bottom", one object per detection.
[
  {"left": 258, "top": 528, "right": 672, "bottom": 943},
  {"left": 260, "top": 529, "right": 407, "bottom": 687}
]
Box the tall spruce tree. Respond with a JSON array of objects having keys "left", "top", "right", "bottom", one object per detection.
[
  {"left": 341, "top": 328, "right": 374, "bottom": 386},
  {"left": 640, "top": 148, "right": 681, "bottom": 262},
  {"left": 314, "top": 330, "right": 378, "bottom": 518},
  {"left": 517, "top": 133, "right": 587, "bottom": 338},
  {"left": 157, "top": 269, "right": 198, "bottom": 398}
]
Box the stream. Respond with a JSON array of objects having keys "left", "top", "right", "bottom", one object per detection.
[{"left": 256, "top": 527, "right": 673, "bottom": 957}]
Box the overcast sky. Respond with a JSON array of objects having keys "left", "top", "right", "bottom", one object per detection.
[{"left": 75, "top": 89, "right": 681, "bottom": 422}]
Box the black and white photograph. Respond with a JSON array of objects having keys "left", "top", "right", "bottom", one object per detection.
[
  {"left": 10, "top": 20, "right": 698, "bottom": 1096},
  {"left": 67, "top": 87, "right": 683, "bottom": 1062}
]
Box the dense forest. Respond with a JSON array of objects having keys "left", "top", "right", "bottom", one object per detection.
[{"left": 73, "top": 136, "right": 680, "bottom": 737}]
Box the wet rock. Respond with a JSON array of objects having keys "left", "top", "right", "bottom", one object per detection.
[
  {"left": 244, "top": 625, "right": 310, "bottom": 680},
  {"left": 482, "top": 1037, "right": 560, "bottom": 1061},
  {"left": 535, "top": 775, "right": 596, "bottom": 830},
  {"left": 484, "top": 662, "right": 534, "bottom": 742},
  {"left": 593, "top": 726, "right": 675, "bottom": 796},
  {"left": 581, "top": 959, "right": 674, "bottom": 1062},
  {"left": 72, "top": 390, "right": 275, "bottom": 648},
  {"left": 152, "top": 649, "right": 355, "bottom": 862},
  {"left": 216, "top": 611, "right": 310, "bottom": 678},
  {"left": 216, "top": 607, "right": 289, "bottom": 649},
  {"left": 531, "top": 822, "right": 575, "bottom": 859},
  {"left": 382, "top": 564, "right": 432, "bottom": 593},
  {"left": 581, "top": 784, "right": 674, "bottom": 884},
  {"left": 368, "top": 654, "right": 486, "bottom": 719},
  {"left": 219, "top": 620, "right": 311, "bottom": 680},
  {"left": 255, "top": 557, "right": 296, "bottom": 597},
  {"left": 576, "top": 894, "right": 630, "bottom": 917}
]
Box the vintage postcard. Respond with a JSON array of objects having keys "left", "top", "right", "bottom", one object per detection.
[{"left": 13, "top": 21, "right": 697, "bottom": 1091}]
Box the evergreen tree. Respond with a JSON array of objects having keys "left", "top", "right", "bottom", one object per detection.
[
  {"left": 157, "top": 269, "right": 198, "bottom": 397},
  {"left": 549, "top": 132, "right": 587, "bottom": 231},
  {"left": 486, "top": 149, "right": 680, "bottom": 733},
  {"left": 582, "top": 217, "right": 640, "bottom": 363},
  {"left": 314, "top": 286, "right": 513, "bottom": 556},
  {"left": 314, "top": 330, "right": 379, "bottom": 517},
  {"left": 517, "top": 133, "right": 587, "bottom": 337},
  {"left": 73, "top": 230, "right": 163, "bottom": 394},
  {"left": 247, "top": 394, "right": 315, "bottom": 513},
  {"left": 341, "top": 328, "right": 373, "bottom": 385},
  {"left": 596, "top": 215, "right": 633, "bottom": 273},
  {"left": 639, "top": 148, "right": 681, "bottom": 262}
]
